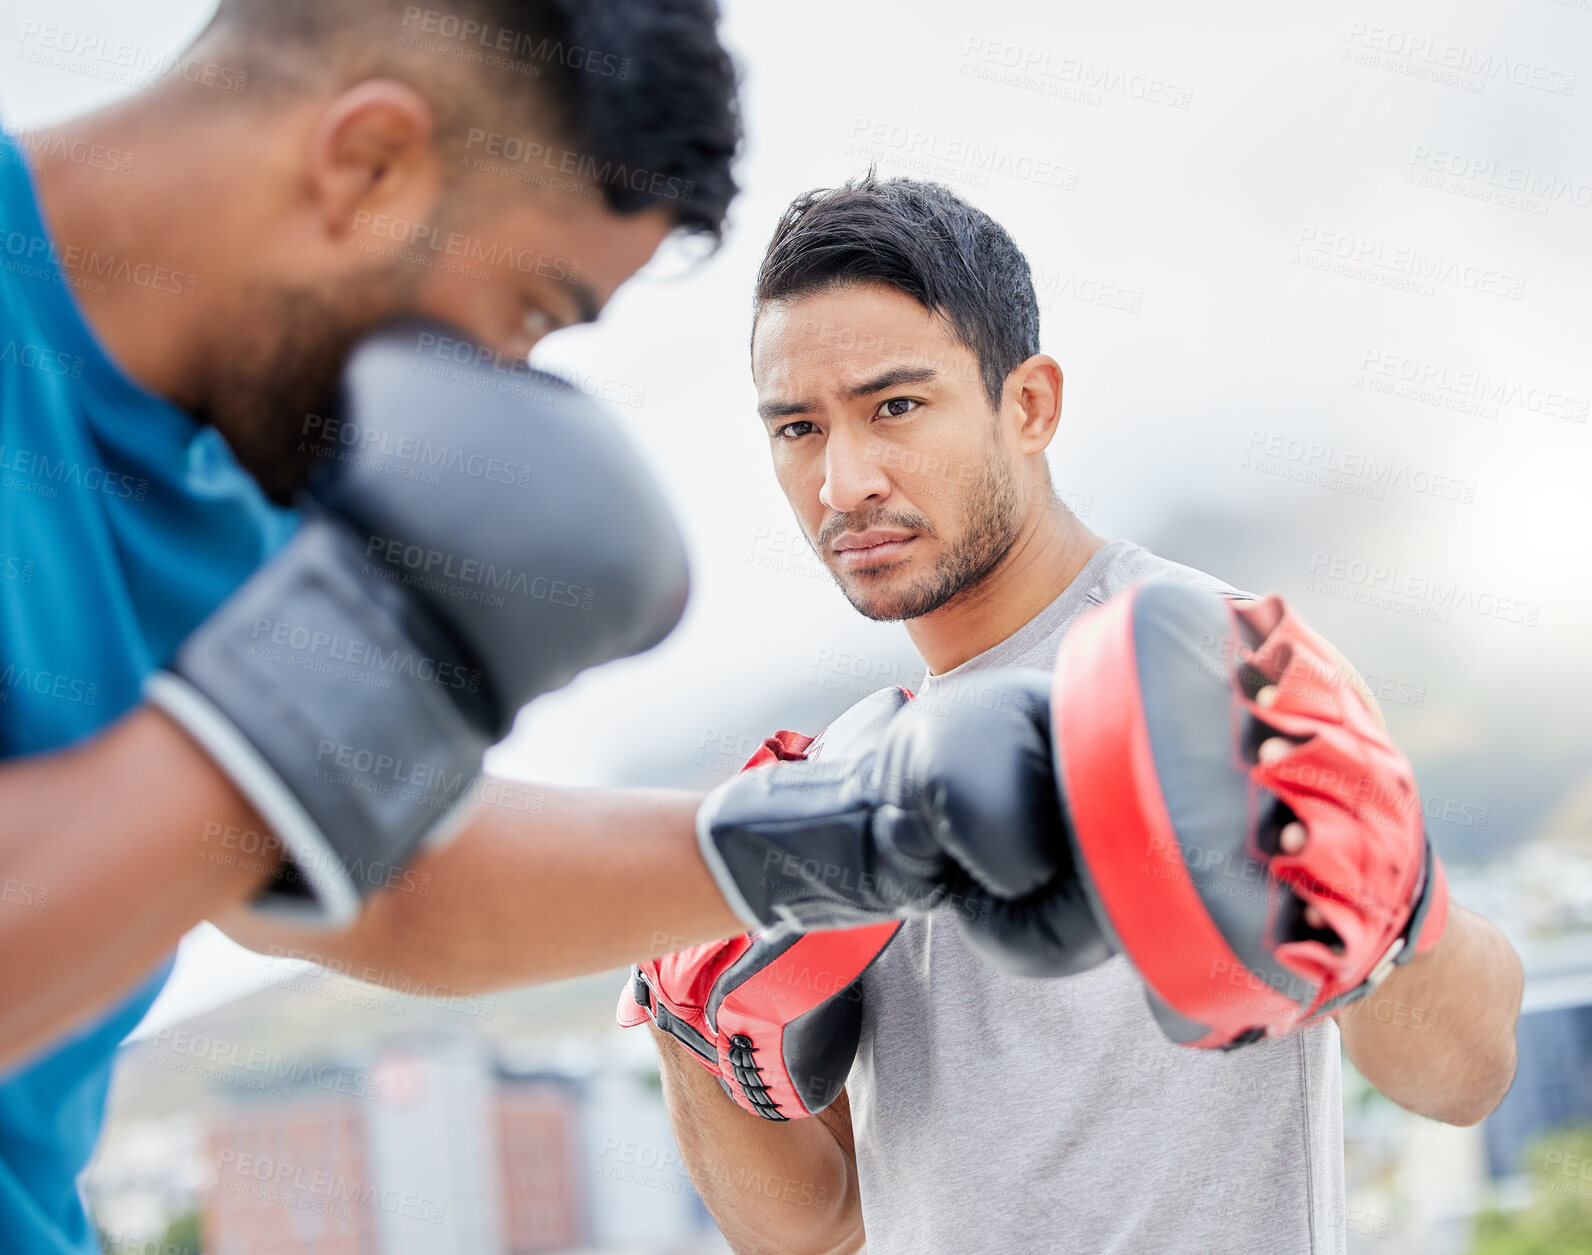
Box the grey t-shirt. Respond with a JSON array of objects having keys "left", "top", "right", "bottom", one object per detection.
[{"left": 846, "top": 539, "right": 1346, "bottom": 1255}]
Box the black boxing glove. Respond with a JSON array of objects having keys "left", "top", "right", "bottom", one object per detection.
[
  {"left": 620, "top": 686, "right": 911, "bottom": 1121},
  {"left": 145, "top": 320, "right": 688, "bottom": 926},
  {"left": 877, "top": 670, "right": 1113, "bottom": 978},
  {"left": 696, "top": 670, "right": 1110, "bottom": 978}
]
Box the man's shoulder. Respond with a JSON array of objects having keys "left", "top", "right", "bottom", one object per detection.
[{"left": 1087, "top": 540, "right": 1248, "bottom": 605}]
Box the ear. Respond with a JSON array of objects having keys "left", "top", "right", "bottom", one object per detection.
[
  {"left": 306, "top": 80, "right": 443, "bottom": 242},
  {"left": 1007, "top": 355, "right": 1063, "bottom": 454}
]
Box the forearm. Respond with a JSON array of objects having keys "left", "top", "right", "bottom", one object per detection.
[
  {"left": 652, "top": 1025, "right": 864, "bottom": 1255},
  {"left": 1338, "top": 904, "right": 1522, "bottom": 1125},
  {"left": 0, "top": 706, "right": 278, "bottom": 1070},
  {"left": 218, "top": 782, "right": 745, "bottom": 993}
]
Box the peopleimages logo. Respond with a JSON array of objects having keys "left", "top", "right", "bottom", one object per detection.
[
  {"left": 1032, "top": 266, "right": 1144, "bottom": 314},
  {"left": 302, "top": 411, "right": 535, "bottom": 489},
  {"left": 0, "top": 555, "right": 36, "bottom": 583},
  {"left": 1, "top": 878, "right": 48, "bottom": 910},
  {"left": 1408, "top": 145, "right": 1592, "bottom": 210},
  {"left": 1358, "top": 350, "right": 1588, "bottom": 423},
  {"left": 15, "top": 21, "right": 250, "bottom": 93},
  {"left": 150, "top": 1028, "right": 384, "bottom": 1101},
  {"left": 0, "top": 229, "right": 198, "bottom": 298},
  {"left": 1344, "top": 24, "right": 1577, "bottom": 96},
  {"left": 1306, "top": 552, "right": 1541, "bottom": 627},
  {"left": 399, "top": 6, "right": 631, "bottom": 79},
  {"left": 349, "top": 210, "right": 581, "bottom": 280},
  {"left": 0, "top": 441, "right": 146, "bottom": 502},
  {"left": 215, "top": 1151, "right": 447, "bottom": 1222},
  {"left": 960, "top": 37, "right": 1195, "bottom": 109},
  {"left": 1242, "top": 430, "right": 1478, "bottom": 504},
  {"left": 8, "top": 130, "right": 133, "bottom": 175},
  {"left": 249, "top": 614, "right": 483, "bottom": 693},
  {"left": 462, "top": 130, "right": 694, "bottom": 203},
  {"left": 846, "top": 117, "right": 1081, "bottom": 190},
  {"left": 263, "top": 943, "right": 498, "bottom": 1018},
  {"left": 1294, "top": 227, "right": 1526, "bottom": 300},
  {"left": 0, "top": 339, "right": 84, "bottom": 378},
  {"left": 363, "top": 536, "right": 596, "bottom": 611},
  {"left": 0, "top": 663, "right": 98, "bottom": 706}
]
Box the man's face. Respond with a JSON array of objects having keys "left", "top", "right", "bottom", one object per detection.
[
  {"left": 213, "top": 175, "right": 673, "bottom": 504},
  {"left": 752, "top": 283, "right": 1026, "bottom": 622}
]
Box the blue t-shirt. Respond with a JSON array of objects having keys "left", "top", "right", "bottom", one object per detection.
[{"left": 0, "top": 129, "right": 297, "bottom": 1253}]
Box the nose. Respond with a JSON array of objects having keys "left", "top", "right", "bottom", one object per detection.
[{"left": 818, "top": 424, "right": 891, "bottom": 514}]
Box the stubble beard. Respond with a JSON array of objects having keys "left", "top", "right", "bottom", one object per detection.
[
  {"left": 195, "top": 268, "right": 420, "bottom": 506},
  {"left": 824, "top": 453, "right": 1027, "bottom": 623}
]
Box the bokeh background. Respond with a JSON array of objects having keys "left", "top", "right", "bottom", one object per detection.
[{"left": 4, "top": 0, "right": 1592, "bottom": 1251}]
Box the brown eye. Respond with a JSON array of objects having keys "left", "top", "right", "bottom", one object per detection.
[
  {"left": 878, "top": 398, "right": 919, "bottom": 418},
  {"left": 775, "top": 421, "right": 817, "bottom": 440}
]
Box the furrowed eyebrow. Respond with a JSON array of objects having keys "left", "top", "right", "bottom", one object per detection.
[
  {"left": 757, "top": 365, "right": 940, "bottom": 422},
  {"left": 758, "top": 398, "right": 814, "bottom": 421},
  {"left": 842, "top": 365, "right": 938, "bottom": 400}
]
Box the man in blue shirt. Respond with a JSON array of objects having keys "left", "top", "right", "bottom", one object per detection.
[
  {"left": 0, "top": 1, "right": 746, "bottom": 1248},
  {"left": 2, "top": 5, "right": 1133, "bottom": 1246},
  {"left": 1, "top": 119, "right": 300, "bottom": 1245}
]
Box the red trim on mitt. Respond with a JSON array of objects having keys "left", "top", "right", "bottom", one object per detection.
[{"left": 1055, "top": 587, "right": 1299, "bottom": 1046}]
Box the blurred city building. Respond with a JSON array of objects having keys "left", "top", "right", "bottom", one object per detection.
[
  {"left": 88, "top": 979, "right": 729, "bottom": 1255},
  {"left": 195, "top": 1041, "right": 718, "bottom": 1255},
  {"left": 1341, "top": 884, "right": 1592, "bottom": 1255}
]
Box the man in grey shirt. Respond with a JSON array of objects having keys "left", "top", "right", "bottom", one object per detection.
[
  {"left": 846, "top": 538, "right": 1347, "bottom": 1254},
  {"left": 648, "top": 175, "right": 1523, "bottom": 1254}
]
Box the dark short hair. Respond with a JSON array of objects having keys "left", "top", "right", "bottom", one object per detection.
[
  {"left": 753, "top": 174, "right": 1040, "bottom": 407},
  {"left": 200, "top": 0, "right": 741, "bottom": 241}
]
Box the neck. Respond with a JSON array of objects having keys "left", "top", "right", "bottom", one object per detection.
[
  {"left": 906, "top": 495, "right": 1106, "bottom": 675},
  {"left": 22, "top": 96, "right": 232, "bottom": 409}
]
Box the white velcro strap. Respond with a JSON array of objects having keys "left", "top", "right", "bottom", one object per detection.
[
  {"left": 695, "top": 793, "right": 764, "bottom": 930},
  {"left": 144, "top": 671, "right": 362, "bottom": 930}
]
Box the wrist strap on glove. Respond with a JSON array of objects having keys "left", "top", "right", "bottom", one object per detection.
[
  {"left": 146, "top": 512, "right": 489, "bottom": 927},
  {"left": 623, "top": 688, "right": 912, "bottom": 1117}
]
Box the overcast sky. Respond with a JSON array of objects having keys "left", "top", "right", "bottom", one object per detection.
[{"left": 4, "top": 0, "right": 1589, "bottom": 1031}]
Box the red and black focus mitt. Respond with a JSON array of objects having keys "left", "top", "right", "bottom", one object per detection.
[
  {"left": 618, "top": 688, "right": 908, "bottom": 1118},
  {"left": 1052, "top": 581, "right": 1449, "bottom": 1049}
]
